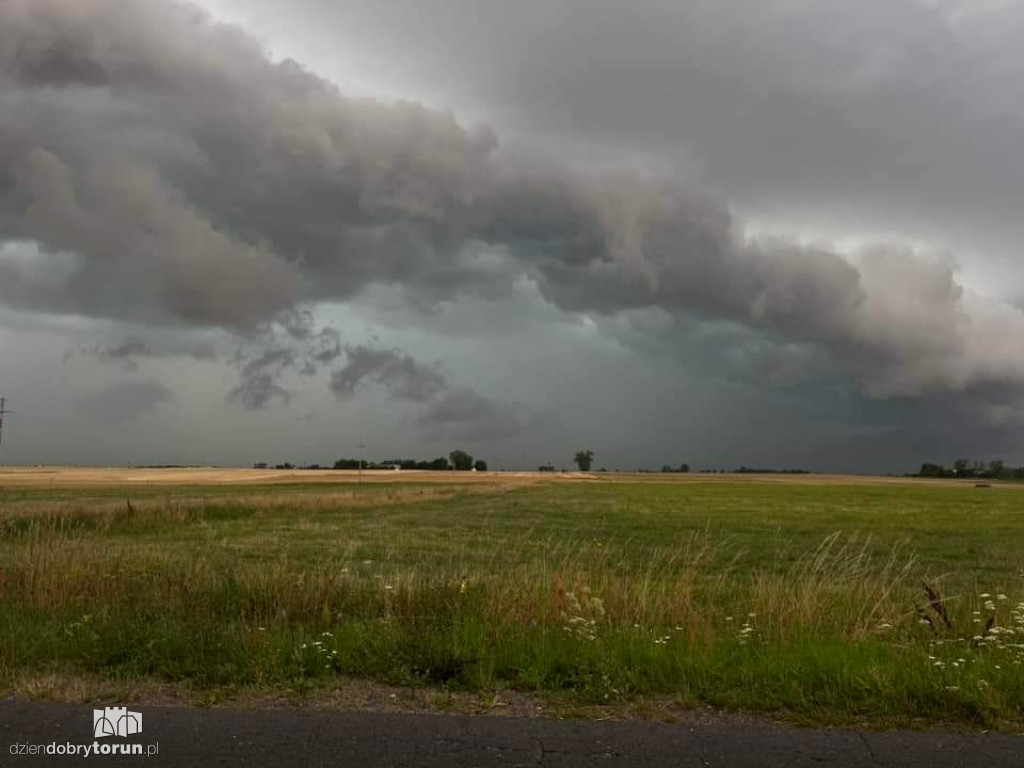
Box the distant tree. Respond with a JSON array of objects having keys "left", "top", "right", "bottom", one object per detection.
[
  {"left": 474, "top": 459, "right": 488, "bottom": 472},
  {"left": 988, "top": 460, "right": 1007, "bottom": 479},
  {"left": 573, "top": 450, "right": 595, "bottom": 472},
  {"left": 275, "top": 462, "right": 294, "bottom": 470},
  {"left": 538, "top": 465, "right": 556, "bottom": 473},
  {"left": 449, "top": 449, "right": 474, "bottom": 471},
  {"left": 253, "top": 462, "right": 268, "bottom": 469},
  {"left": 679, "top": 463, "right": 690, "bottom": 473},
  {"left": 953, "top": 458, "right": 971, "bottom": 477},
  {"left": 661, "top": 465, "right": 673, "bottom": 473}
]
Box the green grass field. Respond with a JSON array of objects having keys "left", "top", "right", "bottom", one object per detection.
[{"left": 2, "top": 476, "right": 1023, "bottom": 729}]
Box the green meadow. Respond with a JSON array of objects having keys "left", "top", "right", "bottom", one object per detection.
[{"left": 2, "top": 477, "right": 1023, "bottom": 728}]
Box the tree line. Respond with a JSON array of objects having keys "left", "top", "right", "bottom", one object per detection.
[
  {"left": 255, "top": 449, "right": 487, "bottom": 472},
  {"left": 256, "top": 448, "right": 807, "bottom": 475},
  {"left": 916, "top": 459, "right": 1024, "bottom": 480}
]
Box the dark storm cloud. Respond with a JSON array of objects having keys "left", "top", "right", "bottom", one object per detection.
[
  {"left": 225, "top": 323, "right": 340, "bottom": 409},
  {"left": 3, "top": 0, "right": 1024, "bottom": 418},
  {"left": 227, "top": 347, "right": 295, "bottom": 410},
  {"left": 7, "top": 148, "right": 297, "bottom": 327},
  {"left": 330, "top": 346, "right": 447, "bottom": 402},
  {"left": 328, "top": 344, "right": 524, "bottom": 439},
  {"left": 413, "top": 388, "right": 524, "bottom": 441},
  {"left": 74, "top": 334, "right": 219, "bottom": 370},
  {"left": 225, "top": 0, "right": 1024, "bottom": 266},
  {"left": 307, "top": 327, "right": 342, "bottom": 364},
  {"left": 80, "top": 378, "right": 173, "bottom": 423},
  {"left": 82, "top": 336, "right": 151, "bottom": 371}
]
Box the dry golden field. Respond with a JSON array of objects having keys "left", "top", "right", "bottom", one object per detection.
[{"left": 0, "top": 465, "right": 1010, "bottom": 489}]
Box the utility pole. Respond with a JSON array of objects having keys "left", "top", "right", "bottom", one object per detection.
[
  {"left": 357, "top": 441, "right": 367, "bottom": 485},
  {"left": 0, "top": 397, "right": 13, "bottom": 460}
]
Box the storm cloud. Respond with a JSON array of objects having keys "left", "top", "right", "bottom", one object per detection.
[
  {"left": 79, "top": 336, "right": 152, "bottom": 372},
  {"left": 227, "top": 347, "right": 296, "bottom": 410},
  {"left": 3, "top": 0, "right": 1024, "bottom": 467},
  {"left": 80, "top": 378, "right": 173, "bottom": 423},
  {"left": 4, "top": 0, "right": 1024, "bottom": 411},
  {"left": 330, "top": 346, "right": 447, "bottom": 403},
  {"left": 328, "top": 345, "right": 524, "bottom": 438},
  {"left": 75, "top": 334, "right": 218, "bottom": 371},
  {"left": 226, "top": 324, "right": 342, "bottom": 409},
  {"left": 414, "top": 388, "right": 524, "bottom": 441}
]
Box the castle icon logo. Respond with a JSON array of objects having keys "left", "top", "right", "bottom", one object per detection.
[{"left": 93, "top": 707, "right": 143, "bottom": 738}]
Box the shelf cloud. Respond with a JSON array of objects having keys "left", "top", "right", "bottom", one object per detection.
[{"left": 3, "top": 0, "right": 1024, "bottom": 467}]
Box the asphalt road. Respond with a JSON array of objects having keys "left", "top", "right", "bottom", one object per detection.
[{"left": 2, "top": 699, "right": 1021, "bottom": 767}]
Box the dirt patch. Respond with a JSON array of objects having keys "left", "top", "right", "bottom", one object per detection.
[{"left": 4, "top": 673, "right": 770, "bottom": 728}]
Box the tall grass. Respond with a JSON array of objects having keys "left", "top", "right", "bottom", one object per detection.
[{"left": 1, "top": 482, "right": 1023, "bottom": 726}]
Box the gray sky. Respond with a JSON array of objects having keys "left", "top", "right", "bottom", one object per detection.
[{"left": 2, "top": 0, "right": 1024, "bottom": 472}]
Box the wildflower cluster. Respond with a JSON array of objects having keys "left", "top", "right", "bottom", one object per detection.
[
  {"left": 968, "top": 592, "right": 1024, "bottom": 663},
  {"left": 737, "top": 613, "right": 755, "bottom": 645},
  {"left": 299, "top": 631, "right": 341, "bottom": 671},
  {"left": 560, "top": 587, "right": 605, "bottom": 641},
  {"left": 921, "top": 590, "right": 1024, "bottom": 692}
]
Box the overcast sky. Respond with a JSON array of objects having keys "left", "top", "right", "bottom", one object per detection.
[{"left": 3, "top": 0, "right": 1024, "bottom": 472}]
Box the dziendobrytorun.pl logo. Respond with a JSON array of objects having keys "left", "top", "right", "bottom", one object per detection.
[
  {"left": 93, "top": 707, "right": 142, "bottom": 739},
  {"left": 9, "top": 706, "right": 160, "bottom": 758}
]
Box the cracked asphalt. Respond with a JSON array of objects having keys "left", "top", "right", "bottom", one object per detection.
[{"left": 2, "top": 699, "right": 1022, "bottom": 767}]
